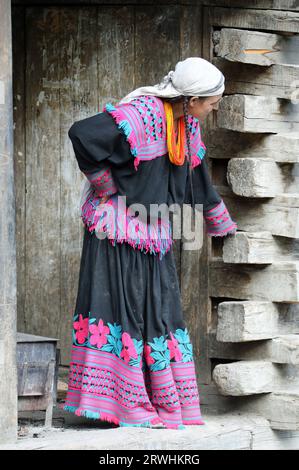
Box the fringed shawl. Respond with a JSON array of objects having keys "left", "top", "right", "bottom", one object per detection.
[{"left": 103, "top": 95, "right": 207, "bottom": 171}]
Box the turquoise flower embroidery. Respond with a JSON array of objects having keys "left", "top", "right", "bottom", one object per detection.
[
  {"left": 148, "top": 336, "right": 170, "bottom": 371},
  {"left": 174, "top": 328, "right": 194, "bottom": 362},
  {"left": 129, "top": 338, "right": 144, "bottom": 368},
  {"left": 100, "top": 322, "right": 123, "bottom": 357},
  {"left": 71, "top": 312, "right": 194, "bottom": 370}
]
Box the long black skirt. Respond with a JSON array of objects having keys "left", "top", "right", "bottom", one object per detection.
[{"left": 60, "top": 227, "right": 205, "bottom": 430}]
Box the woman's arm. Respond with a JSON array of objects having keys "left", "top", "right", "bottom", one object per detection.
[
  {"left": 68, "top": 111, "right": 133, "bottom": 197},
  {"left": 185, "top": 158, "right": 237, "bottom": 237}
]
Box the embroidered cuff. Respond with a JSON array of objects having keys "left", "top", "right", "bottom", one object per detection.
[
  {"left": 203, "top": 199, "right": 237, "bottom": 237},
  {"left": 84, "top": 166, "right": 118, "bottom": 198}
]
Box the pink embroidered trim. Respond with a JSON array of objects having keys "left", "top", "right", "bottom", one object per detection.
[
  {"left": 60, "top": 345, "right": 205, "bottom": 429},
  {"left": 81, "top": 189, "right": 173, "bottom": 259},
  {"left": 103, "top": 96, "right": 206, "bottom": 171},
  {"left": 84, "top": 166, "right": 118, "bottom": 197},
  {"left": 204, "top": 199, "right": 238, "bottom": 237}
]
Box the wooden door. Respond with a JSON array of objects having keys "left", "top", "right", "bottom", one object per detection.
[{"left": 12, "top": 3, "right": 204, "bottom": 366}]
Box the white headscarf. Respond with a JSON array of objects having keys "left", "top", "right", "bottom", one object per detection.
[{"left": 119, "top": 57, "right": 225, "bottom": 104}]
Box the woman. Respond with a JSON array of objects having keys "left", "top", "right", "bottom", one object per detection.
[{"left": 60, "top": 57, "right": 237, "bottom": 430}]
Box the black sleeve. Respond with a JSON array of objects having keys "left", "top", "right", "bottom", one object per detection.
[
  {"left": 68, "top": 111, "right": 134, "bottom": 173},
  {"left": 185, "top": 158, "right": 238, "bottom": 236},
  {"left": 184, "top": 157, "right": 222, "bottom": 211},
  {"left": 68, "top": 111, "right": 135, "bottom": 198}
]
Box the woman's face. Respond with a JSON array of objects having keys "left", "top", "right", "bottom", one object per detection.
[{"left": 187, "top": 94, "right": 223, "bottom": 120}]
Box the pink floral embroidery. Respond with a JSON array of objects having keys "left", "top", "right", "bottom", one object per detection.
[
  {"left": 167, "top": 332, "right": 183, "bottom": 361},
  {"left": 73, "top": 314, "right": 89, "bottom": 344},
  {"left": 120, "top": 332, "right": 138, "bottom": 363},
  {"left": 89, "top": 319, "right": 110, "bottom": 349},
  {"left": 144, "top": 344, "right": 155, "bottom": 366}
]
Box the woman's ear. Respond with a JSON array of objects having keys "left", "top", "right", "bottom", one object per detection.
[
  {"left": 188, "top": 96, "right": 200, "bottom": 109},
  {"left": 189, "top": 96, "right": 198, "bottom": 105}
]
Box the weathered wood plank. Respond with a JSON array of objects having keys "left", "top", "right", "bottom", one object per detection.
[
  {"left": 210, "top": 259, "right": 299, "bottom": 302},
  {"left": 12, "top": 6, "right": 26, "bottom": 333},
  {"left": 222, "top": 231, "right": 299, "bottom": 264},
  {"left": 97, "top": 6, "right": 135, "bottom": 107},
  {"left": 217, "top": 186, "right": 299, "bottom": 238},
  {"left": 213, "top": 57, "right": 299, "bottom": 99},
  {"left": 208, "top": 6, "right": 299, "bottom": 33},
  {"left": 0, "top": 0, "right": 18, "bottom": 444},
  {"left": 205, "top": 129, "right": 299, "bottom": 163},
  {"left": 180, "top": 4, "right": 213, "bottom": 385},
  {"left": 268, "top": 392, "right": 299, "bottom": 430},
  {"left": 25, "top": 7, "right": 61, "bottom": 339},
  {"left": 59, "top": 7, "right": 99, "bottom": 365},
  {"left": 206, "top": 0, "right": 299, "bottom": 10},
  {"left": 211, "top": 332, "right": 299, "bottom": 364},
  {"left": 214, "top": 28, "right": 299, "bottom": 65},
  {"left": 135, "top": 5, "right": 181, "bottom": 87},
  {"left": 212, "top": 361, "right": 276, "bottom": 395},
  {"left": 217, "top": 95, "right": 299, "bottom": 133}
]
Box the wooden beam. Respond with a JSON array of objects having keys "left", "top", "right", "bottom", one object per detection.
[
  {"left": 210, "top": 259, "right": 299, "bottom": 302},
  {"left": 205, "top": 129, "right": 299, "bottom": 163},
  {"left": 210, "top": 332, "right": 299, "bottom": 364},
  {"left": 213, "top": 57, "right": 299, "bottom": 100},
  {"left": 206, "top": 1, "right": 299, "bottom": 10},
  {"left": 208, "top": 6, "right": 299, "bottom": 33},
  {"left": 268, "top": 392, "right": 299, "bottom": 430},
  {"left": 222, "top": 231, "right": 275, "bottom": 264},
  {"left": 217, "top": 186, "right": 299, "bottom": 239},
  {"left": 214, "top": 28, "right": 299, "bottom": 65},
  {"left": 217, "top": 95, "right": 299, "bottom": 133},
  {"left": 0, "top": 0, "right": 18, "bottom": 444}
]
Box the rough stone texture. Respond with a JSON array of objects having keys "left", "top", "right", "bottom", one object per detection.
[
  {"left": 227, "top": 158, "right": 281, "bottom": 197},
  {"left": 212, "top": 361, "right": 276, "bottom": 395},
  {"left": 222, "top": 232, "right": 275, "bottom": 264},
  {"left": 216, "top": 301, "right": 278, "bottom": 342}
]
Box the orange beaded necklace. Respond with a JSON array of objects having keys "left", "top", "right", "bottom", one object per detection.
[{"left": 163, "top": 101, "right": 186, "bottom": 166}]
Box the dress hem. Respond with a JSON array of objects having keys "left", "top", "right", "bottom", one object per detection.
[{"left": 59, "top": 403, "right": 205, "bottom": 430}]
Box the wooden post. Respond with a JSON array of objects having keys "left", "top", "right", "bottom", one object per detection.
[{"left": 0, "top": 0, "right": 18, "bottom": 443}]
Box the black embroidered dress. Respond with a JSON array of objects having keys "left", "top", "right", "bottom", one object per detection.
[{"left": 60, "top": 95, "right": 237, "bottom": 429}]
